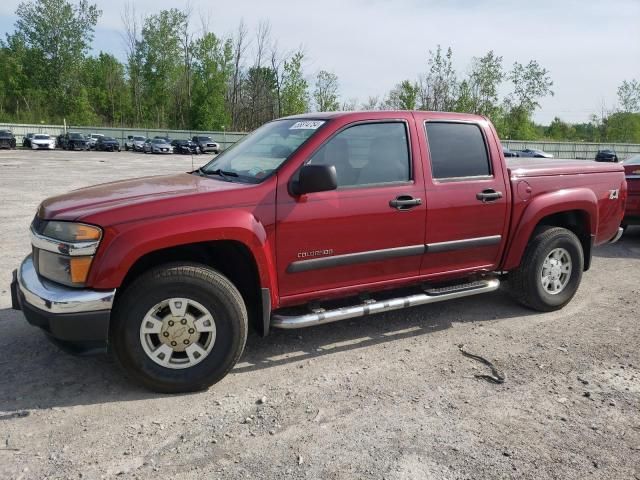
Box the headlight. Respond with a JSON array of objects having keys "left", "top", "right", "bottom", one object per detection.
[
  {"left": 41, "top": 221, "right": 101, "bottom": 243},
  {"left": 31, "top": 220, "right": 102, "bottom": 287}
]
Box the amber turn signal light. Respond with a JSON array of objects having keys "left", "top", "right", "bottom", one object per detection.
[
  {"left": 70, "top": 257, "right": 93, "bottom": 283},
  {"left": 74, "top": 225, "right": 102, "bottom": 241}
]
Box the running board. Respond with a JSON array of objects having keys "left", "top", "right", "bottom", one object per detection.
[{"left": 271, "top": 278, "right": 500, "bottom": 329}]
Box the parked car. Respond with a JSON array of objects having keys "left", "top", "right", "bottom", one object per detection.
[
  {"left": 503, "top": 146, "right": 519, "bottom": 157},
  {"left": 144, "top": 138, "right": 172, "bottom": 154},
  {"left": 30, "top": 134, "right": 56, "bottom": 150},
  {"left": 96, "top": 136, "right": 121, "bottom": 152},
  {"left": 171, "top": 138, "right": 199, "bottom": 154},
  {"left": 127, "top": 136, "right": 147, "bottom": 152},
  {"left": 87, "top": 133, "right": 104, "bottom": 149},
  {"left": 595, "top": 149, "right": 619, "bottom": 162},
  {"left": 62, "top": 132, "right": 88, "bottom": 150},
  {"left": 192, "top": 135, "right": 220, "bottom": 154},
  {"left": 55, "top": 134, "right": 66, "bottom": 149},
  {"left": 622, "top": 154, "right": 640, "bottom": 231},
  {"left": 0, "top": 130, "right": 17, "bottom": 149},
  {"left": 11, "top": 111, "right": 626, "bottom": 393},
  {"left": 23, "top": 133, "right": 35, "bottom": 148},
  {"left": 517, "top": 148, "right": 554, "bottom": 158}
]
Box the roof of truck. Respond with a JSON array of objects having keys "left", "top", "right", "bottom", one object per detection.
[{"left": 282, "top": 110, "right": 486, "bottom": 122}]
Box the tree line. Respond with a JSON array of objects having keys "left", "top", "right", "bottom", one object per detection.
[{"left": 1, "top": 0, "right": 639, "bottom": 143}]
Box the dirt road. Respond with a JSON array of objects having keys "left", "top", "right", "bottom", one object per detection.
[{"left": 0, "top": 150, "right": 638, "bottom": 479}]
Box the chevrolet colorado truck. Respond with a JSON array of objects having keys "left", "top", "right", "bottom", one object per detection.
[{"left": 11, "top": 111, "right": 626, "bottom": 393}]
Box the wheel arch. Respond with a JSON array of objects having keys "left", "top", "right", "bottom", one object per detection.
[
  {"left": 502, "top": 189, "right": 598, "bottom": 272},
  {"left": 113, "top": 240, "right": 270, "bottom": 336}
]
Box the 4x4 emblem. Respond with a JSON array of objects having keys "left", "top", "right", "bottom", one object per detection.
[{"left": 609, "top": 189, "right": 619, "bottom": 200}]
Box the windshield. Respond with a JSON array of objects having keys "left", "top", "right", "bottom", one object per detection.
[
  {"left": 152, "top": 138, "right": 166, "bottom": 144},
  {"left": 623, "top": 154, "right": 640, "bottom": 165},
  {"left": 134, "top": 136, "right": 145, "bottom": 141},
  {"left": 70, "top": 133, "right": 83, "bottom": 139},
  {"left": 200, "top": 119, "right": 325, "bottom": 183},
  {"left": 102, "top": 137, "right": 115, "bottom": 141},
  {"left": 34, "top": 134, "right": 50, "bottom": 140}
]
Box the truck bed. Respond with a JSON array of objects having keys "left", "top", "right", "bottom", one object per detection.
[{"left": 507, "top": 157, "right": 624, "bottom": 178}]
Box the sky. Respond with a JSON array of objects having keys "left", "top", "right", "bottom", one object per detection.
[{"left": 1, "top": 0, "right": 639, "bottom": 124}]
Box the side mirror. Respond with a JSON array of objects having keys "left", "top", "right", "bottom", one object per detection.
[{"left": 291, "top": 164, "right": 338, "bottom": 195}]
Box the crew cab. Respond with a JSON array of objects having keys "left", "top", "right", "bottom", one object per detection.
[{"left": 11, "top": 111, "right": 626, "bottom": 393}]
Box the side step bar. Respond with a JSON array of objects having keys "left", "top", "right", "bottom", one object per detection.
[{"left": 271, "top": 278, "right": 500, "bottom": 329}]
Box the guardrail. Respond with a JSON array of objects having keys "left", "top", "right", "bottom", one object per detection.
[{"left": 502, "top": 140, "right": 640, "bottom": 160}]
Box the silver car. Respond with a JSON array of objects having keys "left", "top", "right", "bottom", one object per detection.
[
  {"left": 87, "top": 133, "right": 104, "bottom": 149},
  {"left": 128, "top": 135, "right": 147, "bottom": 152},
  {"left": 192, "top": 135, "right": 220, "bottom": 154},
  {"left": 143, "top": 138, "right": 172, "bottom": 154},
  {"left": 31, "top": 134, "right": 56, "bottom": 150}
]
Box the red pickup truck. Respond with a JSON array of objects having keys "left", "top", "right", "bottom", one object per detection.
[{"left": 11, "top": 111, "right": 626, "bottom": 392}]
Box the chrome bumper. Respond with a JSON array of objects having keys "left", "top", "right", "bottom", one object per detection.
[
  {"left": 609, "top": 227, "right": 624, "bottom": 244},
  {"left": 17, "top": 254, "right": 115, "bottom": 314}
]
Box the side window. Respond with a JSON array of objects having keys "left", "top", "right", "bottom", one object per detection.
[
  {"left": 425, "top": 122, "right": 491, "bottom": 180},
  {"left": 309, "top": 122, "right": 410, "bottom": 187}
]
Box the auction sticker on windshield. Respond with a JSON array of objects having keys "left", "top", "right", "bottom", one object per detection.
[{"left": 289, "top": 120, "right": 325, "bottom": 130}]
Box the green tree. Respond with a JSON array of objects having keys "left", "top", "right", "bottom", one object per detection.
[
  {"left": 313, "top": 70, "right": 340, "bottom": 112},
  {"left": 190, "top": 33, "right": 233, "bottom": 130},
  {"left": 384, "top": 80, "right": 419, "bottom": 110},
  {"left": 467, "top": 51, "right": 504, "bottom": 117},
  {"left": 605, "top": 112, "right": 640, "bottom": 143},
  {"left": 139, "top": 9, "right": 187, "bottom": 128},
  {"left": 501, "top": 60, "right": 553, "bottom": 139},
  {"left": 419, "top": 45, "right": 457, "bottom": 111},
  {"left": 9, "top": 0, "right": 101, "bottom": 121},
  {"left": 83, "top": 53, "right": 128, "bottom": 126},
  {"left": 280, "top": 51, "right": 309, "bottom": 116},
  {"left": 617, "top": 79, "right": 640, "bottom": 112},
  {"left": 545, "top": 117, "right": 576, "bottom": 140}
]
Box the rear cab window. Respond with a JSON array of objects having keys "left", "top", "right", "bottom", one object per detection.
[{"left": 425, "top": 122, "right": 491, "bottom": 181}]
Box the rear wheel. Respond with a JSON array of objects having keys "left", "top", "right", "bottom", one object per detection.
[
  {"left": 111, "top": 263, "right": 248, "bottom": 393},
  {"left": 507, "top": 226, "right": 583, "bottom": 312}
]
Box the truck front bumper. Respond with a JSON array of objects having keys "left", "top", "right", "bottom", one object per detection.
[{"left": 11, "top": 255, "right": 115, "bottom": 351}]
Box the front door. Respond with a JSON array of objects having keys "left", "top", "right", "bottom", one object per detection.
[{"left": 276, "top": 118, "right": 427, "bottom": 301}]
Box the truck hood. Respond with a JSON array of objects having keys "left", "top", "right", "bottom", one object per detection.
[
  {"left": 508, "top": 157, "right": 624, "bottom": 178},
  {"left": 39, "top": 173, "right": 259, "bottom": 223}
]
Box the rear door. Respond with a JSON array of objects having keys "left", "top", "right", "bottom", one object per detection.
[
  {"left": 415, "top": 115, "right": 511, "bottom": 277},
  {"left": 275, "top": 117, "right": 427, "bottom": 300}
]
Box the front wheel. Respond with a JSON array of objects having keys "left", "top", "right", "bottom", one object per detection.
[
  {"left": 110, "top": 263, "right": 248, "bottom": 393},
  {"left": 506, "top": 226, "right": 584, "bottom": 312}
]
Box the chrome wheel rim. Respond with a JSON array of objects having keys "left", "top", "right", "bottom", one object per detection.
[
  {"left": 140, "top": 298, "right": 216, "bottom": 369},
  {"left": 541, "top": 248, "right": 572, "bottom": 295}
]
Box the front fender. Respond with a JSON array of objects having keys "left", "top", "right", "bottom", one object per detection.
[
  {"left": 502, "top": 188, "right": 598, "bottom": 271},
  {"left": 87, "top": 208, "right": 278, "bottom": 299}
]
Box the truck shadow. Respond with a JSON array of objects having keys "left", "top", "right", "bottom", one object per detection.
[
  {"left": 592, "top": 226, "right": 640, "bottom": 259},
  {"left": 0, "top": 290, "right": 533, "bottom": 412}
]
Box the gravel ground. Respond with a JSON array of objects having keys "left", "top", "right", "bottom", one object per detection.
[{"left": 0, "top": 149, "right": 639, "bottom": 480}]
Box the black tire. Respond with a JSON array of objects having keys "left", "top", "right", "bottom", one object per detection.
[
  {"left": 506, "top": 226, "right": 584, "bottom": 312},
  {"left": 125, "top": 145, "right": 129, "bottom": 151},
  {"left": 110, "top": 263, "right": 248, "bottom": 393}
]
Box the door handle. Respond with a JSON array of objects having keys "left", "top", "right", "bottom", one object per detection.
[
  {"left": 389, "top": 195, "right": 423, "bottom": 210},
  {"left": 476, "top": 189, "right": 503, "bottom": 202}
]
